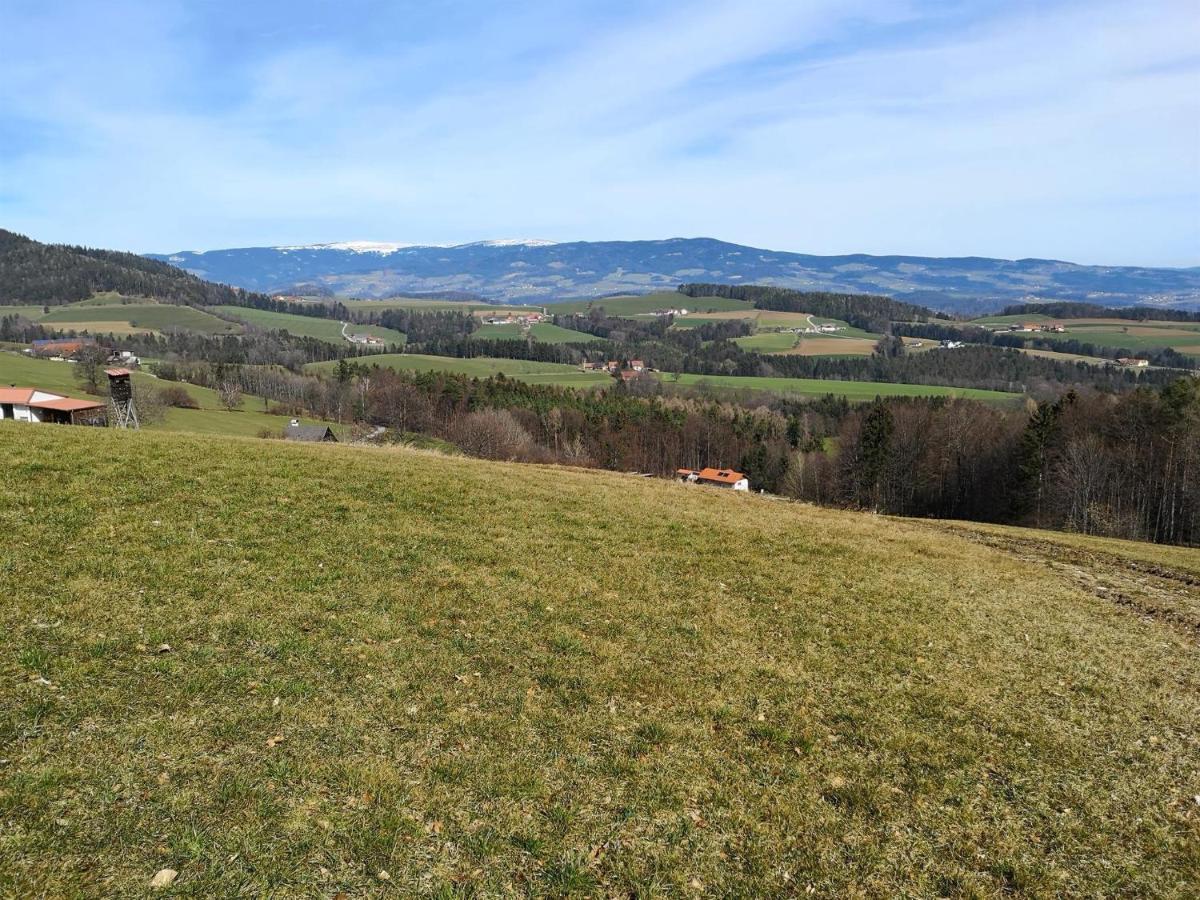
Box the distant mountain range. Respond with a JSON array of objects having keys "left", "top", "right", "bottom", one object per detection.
[{"left": 148, "top": 238, "right": 1200, "bottom": 313}]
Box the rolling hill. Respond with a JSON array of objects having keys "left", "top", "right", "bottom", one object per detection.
[
  {"left": 147, "top": 238, "right": 1200, "bottom": 312},
  {"left": 0, "top": 229, "right": 254, "bottom": 307},
  {"left": 2, "top": 426, "right": 1197, "bottom": 895}
]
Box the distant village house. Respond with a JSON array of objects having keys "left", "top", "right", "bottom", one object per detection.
[
  {"left": 283, "top": 419, "right": 338, "bottom": 442},
  {"left": 676, "top": 467, "right": 750, "bottom": 491},
  {"left": 1117, "top": 357, "right": 1150, "bottom": 368}
]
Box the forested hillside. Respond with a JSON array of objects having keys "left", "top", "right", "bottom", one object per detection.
[
  {"left": 997, "top": 300, "right": 1200, "bottom": 322},
  {"left": 0, "top": 229, "right": 250, "bottom": 306}
]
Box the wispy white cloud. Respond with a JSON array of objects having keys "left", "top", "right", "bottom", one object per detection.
[{"left": 0, "top": 0, "right": 1196, "bottom": 264}]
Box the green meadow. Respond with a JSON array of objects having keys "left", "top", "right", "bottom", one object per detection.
[
  {"left": 971, "top": 316, "right": 1200, "bottom": 356},
  {"left": 308, "top": 352, "right": 612, "bottom": 387},
  {"left": 37, "top": 302, "right": 241, "bottom": 336},
  {"left": 473, "top": 322, "right": 602, "bottom": 344},
  {"left": 664, "top": 372, "right": 1021, "bottom": 402},
  {"left": 1, "top": 427, "right": 1196, "bottom": 895},
  {"left": 208, "top": 306, "right": 406, "bottom": 346},
  {"left": 548, "top": 292, "right": 754, "bottom": 316}
]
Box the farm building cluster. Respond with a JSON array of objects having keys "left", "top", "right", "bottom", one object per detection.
[
  {"left": 25, "top": 338, "right": 141, "bottom": 367},
  {"left": 1006, "top": 322, "right": 1067, "bottom": 333},
  {"left": 481, "top": 312, "right": 547, "bottom": 326},
  {"left": 580, "top": 359, "right": 649, "bottom": 380},
  {"left": 780, "top": 323, "right": 845, "bottom": 335}
]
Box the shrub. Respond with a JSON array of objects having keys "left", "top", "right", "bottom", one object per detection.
[{"left": 157, "top": 385, "right": 199, "bottom": 409}]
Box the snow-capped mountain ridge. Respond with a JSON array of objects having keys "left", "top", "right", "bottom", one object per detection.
[
  {"left": 146, "top": 237, "right": 1200, "bottom": 312},
  {"left": 272, "top": 239, "right": 558, "bottom": 255}
]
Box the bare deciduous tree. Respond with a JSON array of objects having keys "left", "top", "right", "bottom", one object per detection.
[{"left": 218, "top": 381, "right": 244, "bottom": 412}]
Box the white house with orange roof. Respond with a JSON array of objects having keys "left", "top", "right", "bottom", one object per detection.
[
  {"left": 676, "top": 467, "right": 750, "bottom": 491},
  {"left": 0, "top": 387, "right": 106, "bottom": 425}
]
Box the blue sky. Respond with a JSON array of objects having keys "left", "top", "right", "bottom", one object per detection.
[{"left": 1, "top": 0, "right": 1197, "bottom": 265}]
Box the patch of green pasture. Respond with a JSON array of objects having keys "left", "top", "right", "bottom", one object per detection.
[
  {"left": 73, "top": 291, "right": 147, "bottom": 307},
  {"left": 310, "top": 353, "right": 611, "bottom": 388},
  {"left": 1028, "top": 326, "right": 1200, "bottom": 354},
  {"left": 0, "top": 305, "right": 50, "bottom": 320},
  {"left": 473, "top": 322, "right": 602, "bottom": 344},
  {"left": 970, "top": 316, "right": 1200, "bottom": 354},
  {"left": 38, "top": 304, "right": 241, "bottom": 335},
  {"left": 548, "top": 292, "right": 753, "bottom": 316},
  {"left": 208, "top": 307, "right": 406, "bottom": 346},
  {"left": 971, "top": 313, "right": 1055, "bottom": 325},
  {"left": 734, "top": 332, "right": 799, "bottom": 353},
  {"left": 663, "top": 371, "right": 1021, "bottom": 402}
]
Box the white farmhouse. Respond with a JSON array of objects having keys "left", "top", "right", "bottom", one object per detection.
[{"left": 0, "top": 387, "right": 106, "bottom": 425}]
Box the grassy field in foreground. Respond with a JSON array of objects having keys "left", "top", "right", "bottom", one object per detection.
[
  {"left": 308, "top": 353, "right": 612, "bottom": 387},
  {"left": 208, "top": 306, "right": 406, "bottom": 346},
  {"left": 0, "top": 352, "right": 341, "bottom": 438},
  {"left": 1, "top": 427, "right": 1197, "bottom": 896},
  {"left": 665, "top": 372, "right": 1021, "bottom": 402}
]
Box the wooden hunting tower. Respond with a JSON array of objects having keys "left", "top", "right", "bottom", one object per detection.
[{"left": 105, "top": 368, "right": 138, "bottom": 429}]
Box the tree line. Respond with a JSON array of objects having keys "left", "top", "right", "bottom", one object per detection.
[
  {"left": 997, "top": 301, "right": 1200, "bottom": 323},
  {"left": 791, "top": 381, "right": 1199, "bottom": 545}
]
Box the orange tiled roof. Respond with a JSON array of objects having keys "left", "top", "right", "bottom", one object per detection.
[
  {"left": 0, "top": 387, "right": 37, "bottom": 404},
  {"left": 33, "top": 340, "right": 88, "bottom": 353},
  {"left": 696, "top": 467, "right": 745, "bottom": 484}
]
